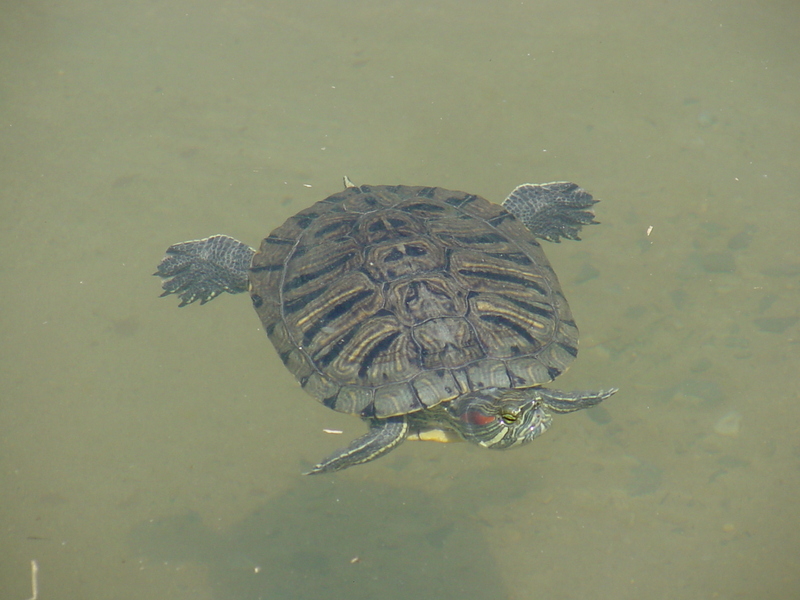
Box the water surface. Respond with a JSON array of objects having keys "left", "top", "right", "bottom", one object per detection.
[{"left": 2, "top": 1, "right": 799, "bottom": 598}]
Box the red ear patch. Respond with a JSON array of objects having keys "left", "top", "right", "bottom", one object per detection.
[{"left": 461, "top": 411, "right": 496, "bottom": 426}]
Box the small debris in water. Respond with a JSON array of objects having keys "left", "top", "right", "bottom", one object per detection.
[
  {"left": 25, "top": 560, "right": 38, "bottom": 600},
  {"left": 713, "top": 411, "right": 743, "bottom": 437}
]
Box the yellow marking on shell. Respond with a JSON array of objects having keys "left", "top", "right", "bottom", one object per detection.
[
  {"left": 293, "top": 285, "right": 369, "bottom": 328},
  {"left": 407, "top": 430, "right": 462, "bottom": 444},
  {"left": 347, "top": 327, "right": 392, "bottom": 361},
  {"left": 473, "top": 299, "right": 548, "bottom": 329},
  {"left": 460, "top": 260, "right": 546, "bottom": 283}
]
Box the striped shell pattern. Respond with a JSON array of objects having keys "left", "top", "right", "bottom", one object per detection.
[{"left": 249, "top": 185, "right": 579, "bottom": 419}]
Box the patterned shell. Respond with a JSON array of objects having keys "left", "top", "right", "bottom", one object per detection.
[{"left": 249, "top": 185, "right": 579, "bottom": 418}]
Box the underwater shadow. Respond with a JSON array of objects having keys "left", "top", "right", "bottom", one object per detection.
[{"left": 130, "top": 474, "right": 512, "bottom": 600}]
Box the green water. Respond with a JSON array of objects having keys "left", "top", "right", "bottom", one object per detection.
[{"left": 2, "top": 1, "right": 798, "bottom": 598}]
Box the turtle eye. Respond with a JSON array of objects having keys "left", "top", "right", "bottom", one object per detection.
[{"left": 500, "top": 408, "right": 519, "bottom": 424}]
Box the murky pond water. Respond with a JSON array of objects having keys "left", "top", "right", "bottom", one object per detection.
[{"left": 2, "top": 1, "right": 798, "bottom": 598}]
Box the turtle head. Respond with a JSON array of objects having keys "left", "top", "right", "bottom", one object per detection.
[{"left": 447, "top": 388, "right": 553, "bottom": 450}]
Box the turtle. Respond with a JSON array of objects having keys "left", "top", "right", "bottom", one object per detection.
[{"left": 155, "top": 179, "right": 617, "bottom": 474}]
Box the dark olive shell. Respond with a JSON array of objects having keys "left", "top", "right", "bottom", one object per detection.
[{"left": 249, "top": 185, "right": 578, "bottom": 418}]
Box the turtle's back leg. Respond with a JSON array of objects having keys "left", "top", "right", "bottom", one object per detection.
[
  {"left": 155, "top": 235, "right": 255, "bottom": 306},
  {"left": 502, "top": 182, "right": 599, "bottom": 242}
]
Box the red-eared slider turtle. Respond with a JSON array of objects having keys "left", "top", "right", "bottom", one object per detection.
[{"left": 155, "top": 180, "right": 617, "bottom": 474}]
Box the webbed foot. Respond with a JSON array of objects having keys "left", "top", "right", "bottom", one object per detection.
[
  {"left": 155, "top": 235, "right": 254, "bottom": 306},
  {"left": 502, "top": 182, "right": 599, "bottom": 242}
]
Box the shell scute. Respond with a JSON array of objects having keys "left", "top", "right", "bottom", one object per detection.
[{"left": 249, "top": 185, "right": 577, "bottom": 417}]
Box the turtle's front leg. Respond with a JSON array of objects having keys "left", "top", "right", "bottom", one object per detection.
[
  {"left": 304, "top": 416, "right": 409, "bottom": 475},
  {"left": 536, "top": 387, "right": 618, "bottom": 413}
]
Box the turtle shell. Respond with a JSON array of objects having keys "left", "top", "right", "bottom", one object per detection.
[{"left": 249, "top": 185, "right": 579, "bottom": 418}]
